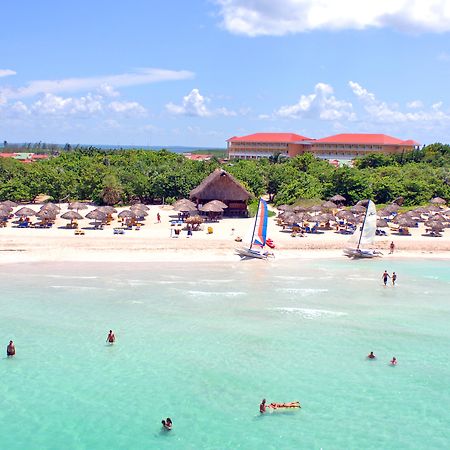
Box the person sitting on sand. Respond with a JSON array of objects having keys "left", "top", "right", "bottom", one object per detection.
[
  {"left": 382, "top": 270, "right": 390, "bottom": 286},
  {"left": 162, "top": 418, "right": 172, "bottom": 430},
  {"left": 259, "top": 399, "right": 267, "bottom": 413},
  {"left": 6, "top": 340, "right": 15, "bottom": 357},
  {"left": 368, "top": 351, "right": 376, "bottom": 359},
  {"left": 390, "top": 357, "right": 397, "bottom": 365},
  {"left": 106, "top": 330, "right": 115, "bottom": 344}
]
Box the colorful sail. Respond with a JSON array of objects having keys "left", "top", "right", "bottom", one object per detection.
[{"left": 252, "top": 198, "right": 268, "bottom": 248}]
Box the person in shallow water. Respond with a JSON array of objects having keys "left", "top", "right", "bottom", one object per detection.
[
  {"left": 259, "top": 399, "right": 267, "bottom": 413},
  {"left": 382, "top": 270, "right": 391, "bottom": 286},
  {"left": 162, "top": 418, "right": 172, "bottom": 430},
  {"left": 390, "top": 357, "right": 397, "bottom": 365},
  {"left": 106, "top": 330, "right": 115, "bottom": 344},
  {"left": 392, "top": 272, "right": 397, "bottom": 285},
  {"left": 6, "top": 340, "right": 15, "bottom": 357},
  {"left": 367, "top": 351, "right": 376, "bottom": 359}
]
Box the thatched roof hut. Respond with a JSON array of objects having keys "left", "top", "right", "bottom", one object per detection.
[{"left": 190, "top": 169, "right": 251, "bottom": 216}]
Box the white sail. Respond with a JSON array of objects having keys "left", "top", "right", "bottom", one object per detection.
[{"left": 347, "top": 200, "right": 377, "bottom": 248}]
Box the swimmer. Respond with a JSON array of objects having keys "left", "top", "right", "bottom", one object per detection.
[
  {"left": 259, "top": 398, "right": 267, "bottom": 413},
  {"left": 392, "top": 272, "right": 397, "bottom": 286},
  {"left": 162, "top": 418, "right": 172, "bottom": 430},
  {"left": 382, "top": 270, "right": 391, "bottom": 286},
  {"left": 106, "top": 330, "right": 115, "bottom": 344},
  {"left": 367, "top": 351, "right": 376, "bottom": 359},
  {"left": 390, "top": 357, "right": 397, "bottom": 365},
  {"left": 6, "top": 340, "right": 15, "bottom": 357}
]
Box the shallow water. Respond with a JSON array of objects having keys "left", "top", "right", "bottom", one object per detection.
[{"left": 0, "top": 258, "right": 449, "bottom": 449}]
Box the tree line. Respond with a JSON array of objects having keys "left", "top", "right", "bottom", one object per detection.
[{"left": 0, "top": 143, "right": 448, "bottom": 206}]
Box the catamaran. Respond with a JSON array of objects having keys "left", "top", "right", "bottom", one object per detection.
[
  {"left": 343, "top": 200, "right": 382, "bottom": 259},
  {"left": 235, "top": 198, "right": 274, "bottom": 260}
]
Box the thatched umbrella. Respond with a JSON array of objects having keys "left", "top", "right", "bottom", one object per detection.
[
  {"left": 378, "top": 208, "right": 392, "bottom": 218},
  {"left": 15, "top": 207, "right": 36, "bottom": 217},
  {"left": 430, "top": 197, "right": 446, "bottom": 205},
  {"left": 200, "top": 203, "right": 224, "bottom": 213},
  {"left": 173, "top": 203, "right": 198, "bottom": 213},
  {"left": 293, "top": 205, "right": 307, "bottom": 213},
  {"left": 61, "top": 210, "right": 83, "bottom": 224},
  {"left": 40, "top": 203, "right": 61, "bottom": 214},
  {"left": 277, "top": 204, "right": 292, "bottom": 211},
  {"left": 427, "top": 205, "right": 442, "bottom": 213},
  {"left": 0, "top": 200, "right": 18, "bottom": 208},
  {"left": 385, "top": 204, "right": 400, "bottom": 213},
  {"left": 98, "top": 206, "right": 117, "bottom": 214},
  {"left": 185, "top": 214, "right": 204, "bottom": 230},
  {"left": 321, "top": 201, "right": 337, "bottom": 210},
  {"left": 205, "top": 200, "right": 228, "bottom": 209},
  {"left": 425, "top": 220, "right": 444, "bottom": 230},
  {"left": 413, "top": 207, "right": 428, "bottom": 214},
  {"left": 377, "top": 219, "right": 389, "bottom": 228},
  {"left": 316, "top": 213, "right": 335, "bottom": 222},
  {"left": 173, "top": 199, "right": 196, "bottom": 209},
  {"left": 336, "top": 210, "right": 354, "bottom": 220},
  {"left": 350, "top": 205, "right": 366, "bottom": 214},
  {"left": 309, "top": 205, "right": 323, "bottom": 212},
  {"left": 280, "top": 211, "right": 299, "bottom": 225},
  {"left": 0, "top": 205, "right": 13, "bottom": 214},
  {"left": 394, "top": 216, "right": 416, "bottom": 227},
  {"left": 86, "top": 209, "right": 107, "bottom": 222},
  {"left": 330, "top": 194, "right": 346, "bottom": 203},
  {"left": 68, "top": 202, "right": 89, "bottom": 211},
  {"left": 118, "top": 210, "right": 137, "bottom": 219},
  {"left": 36, "top": 210, "right": 57, "bottom": 220},
  {"left": 0, "top": 207, "right": 10, "bottom": 218},
  {"left": 131, "top": 209, "right": 148, "bottom": 218},
  {"left": 130, "top": 204, "right": 150, "bottom": 212}
]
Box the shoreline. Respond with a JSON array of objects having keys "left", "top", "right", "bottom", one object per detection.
[{"left": 1, "top": 203, "right": 449, "bottom": 264}]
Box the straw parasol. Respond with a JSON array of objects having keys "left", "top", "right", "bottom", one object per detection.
[
  {"left": 336, "top": 210, "right": 354, "bottom": 220},
  {"left": 200, "top": 203, "right": 224, "bottom": 213},
  {"left": 330, "top": 194, "right": 346, "bottom": 203},
  {"left": 118, "top": 210, "right": 137, "bottom": 219},
  {"left": 0, "top": 205, "right": 13, "bottom": 214},
  {"left": 15, "top": 207, "right": 36, "bottom": 217},
  {"left": 425, "top": 220, "right": 444, "bottom": 230},
  {"left": 130, "top": 204, "right": 150, "bottom": 212},
  {"left": 0, "top": 207, "right": 10, "bottom": 218},
  {"left": 173, "top": 203, "right": 198, "bottom": 212},
  {"left": 69, "top": 202, "right": 89, "bottom": 211},
  {"left": 173, "top": 199, "right": 196, "bottom": 209},
  {"left": 185, "top": 215, "right": 204, "bottom": 230},
  {"left": 277, "top": 204, "right": 292, "bottom": 211},
  {"left": 309, "top": 205, "right": 323, "bottom": 212},
  {"left": 0, "top": 200, "right": 18, "bottom": 208},
  {"left": 40, "top": 203, "right": 61, "bottom": 214},
  {"left": 86, "top": 209, "right": 107, "bottom": 221},
  {"left": 98, "top": 206, "right": 117, "bottom": 214},
  {"left": 205, "top": 200, "right": 228, "bottom": 209},
  {"left": 61, "top": 211, "right": 83, "bottom": 221},
  {"left": 321, "top": 201, "right": 337, "bottom": 210},
  {"left": 350, "top": 205, "right": 366, "bottom": 214},
  {"left": 394, "top": 216, "right": 416, "bottom": 227},
  {"left": 131, "top": 209, "right": 148, "bottom": 217},
  {"left": 376, "top": 219, "right": 389, "bottom": 228},
  {"left": 430, "top": 197, "right": 446, "bottom": 205},
  {"left": 315, "top": 213, "right": 335, "bottom": 222},
  {"left": 427, "top": 205, "right": 442, "bottom": 213},
  {"left": 292, "top": 205, "right": 307, "bottom": 213},
  {"left": 36, "top": 210, "right": 57, "bottom": 220}
]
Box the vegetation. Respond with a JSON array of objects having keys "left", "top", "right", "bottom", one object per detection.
[{"left": 0, "top": 144, "right": 448, "bottom": 206}]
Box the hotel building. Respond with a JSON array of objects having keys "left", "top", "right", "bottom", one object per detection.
[{"left": 227, "top": 133, "right": 419, "bottom": 162}]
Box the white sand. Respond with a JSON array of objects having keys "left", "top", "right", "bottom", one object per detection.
[{"left": 0, "top": 203, "right": 449, "bottom": 264}]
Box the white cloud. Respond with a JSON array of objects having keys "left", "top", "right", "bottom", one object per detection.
[
  {"left": 349, "top": 80, "right": 450, "bottom": 123},
  {"left": 407, "top": 100, "right": 423, "bottom": 109},
  {"left": 108, "top": 100, "right": 146, "bottom": 115},
  {"left": 0, "top": 68, "right": 194, "bottom": 100},
  {"left": 166, "top": 88, "right": 236, "bottom": 117},
  {"left": 32, "top": 93, "right": 103, "bottom": 115},
  {"left": 0, "top": 69, "right": 16, "bottom": 78},
  {"left": 274, "top": 82, "right": 356, "bottom": 121},
  {"left": 97, "top": 83, "right": 120, "bottom": 97},
  {"left": 216, "top": 0, "right": 450, "bottom": 36}
]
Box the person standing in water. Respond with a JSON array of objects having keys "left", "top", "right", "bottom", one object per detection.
[
  {"left": 6, "top": 340, "right": 15, "bottom": 357},
  {"left": 390, "top": 357, "right": 397, "bottom": 365},
  {"left": 367, "top": 351, "right": 376, "bottom": 359},
  {"left": 259, "top": 399, "right": 267, "bottom": 413},
  {"left": 106, "top": 330, "right": 116, "bottom": 344},
  {"left": 382, "top": 270, "right": 391, "bottom": 286},
  {"left": 162, "top": 418, "right": 172, "bottom": 430},
  {"left": 392, "top": 272, "right": 397, "bottom": 286}
]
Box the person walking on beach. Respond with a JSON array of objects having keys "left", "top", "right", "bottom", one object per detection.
[
  {"left": 389, "top": 241, "right": 395, "bottom": 254},
  {"left": 382, "top": 270, "right": 391, "bottom": 286},
  {"left": 6, "top": 340, "right": 15, "bottom": 357},
  {"left": 392, "top": 272, "right": 397, "bottom": 286},
  {"left": 157, "top": 212, "right": 161, "bottom": 223},
  {"left": 106, "top": 330, "right": 116, "bottom": 344}
]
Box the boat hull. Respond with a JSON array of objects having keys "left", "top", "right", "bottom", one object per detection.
[
  {"left": 235, "top": 247, "right": 273, "bottom": 260},
  {"left": 343, "top": 248, "right": 382, "bottom": 259}
]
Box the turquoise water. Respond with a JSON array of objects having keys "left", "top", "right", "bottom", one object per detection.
[{"left": 0, "top": 259, "right": 449, "bottom": 450}]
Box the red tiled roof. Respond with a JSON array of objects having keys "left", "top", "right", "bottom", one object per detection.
[
  {"left": 315, "top": 133, "right": 419, "bottom": 145},
  {"left": 227, "top": 133, "right": 312, "bottom": 143},
  {"left": 0, "top": 153, "right": 16, "bottom": 158},
  {"left": 31, "top": 154, "right": 49, "bottom": 159}
]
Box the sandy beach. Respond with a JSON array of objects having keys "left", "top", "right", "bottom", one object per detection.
[{"left": 1, "top": 203, "right": 449, "bottom": 264}]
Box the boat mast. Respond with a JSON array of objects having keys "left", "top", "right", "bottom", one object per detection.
[
  {"left": 249, "top": 198, "right": 261, "bottom": 250},
  {"left": 357, "top": 200, "right": 370, "bottom": 250}
]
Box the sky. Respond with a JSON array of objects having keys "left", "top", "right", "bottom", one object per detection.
[{"left": 2, "top": 0, "right": 450, "bottom": 147}]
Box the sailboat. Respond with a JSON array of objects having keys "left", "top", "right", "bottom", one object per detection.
[
  {"left": 343, "top": 200, "right": 382, "bottom": 259},
  {"left": 235, "top": 198, "right": 274, "bottom": 260}
]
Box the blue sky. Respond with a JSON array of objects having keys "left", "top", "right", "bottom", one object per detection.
[{"left": 2, "top": 0, "right": 450, "bottom": 147}]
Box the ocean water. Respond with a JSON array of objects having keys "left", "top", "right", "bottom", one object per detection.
[{"left": 0, "top": 258, "right": 449, "bottom": 450}]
